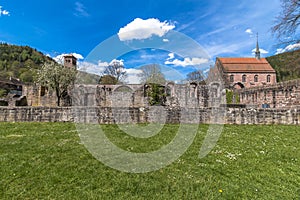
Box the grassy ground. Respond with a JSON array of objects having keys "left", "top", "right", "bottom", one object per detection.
[{"left": 0, "top": 122, "right": 299, "bottom": 199}]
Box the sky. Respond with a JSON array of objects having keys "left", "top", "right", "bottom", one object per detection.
[{"left": 0, "top": 0, "right": 297, "bottom": 83}]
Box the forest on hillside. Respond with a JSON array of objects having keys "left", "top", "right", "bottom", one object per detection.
[
  {"left": 0, "top": 43, "right": 53, "bottom": 83},
  {"left": 266, "top": 49, "right": 300, "bottom": 82}
]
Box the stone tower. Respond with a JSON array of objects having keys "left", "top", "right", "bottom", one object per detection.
[
  {"left": 63, "top": 54, "right": 77, "bottom": 69},
  {"left": 255, "top": 33, "right": 261, "bottom": 60}
]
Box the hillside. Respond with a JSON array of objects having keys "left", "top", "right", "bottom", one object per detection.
[
  {"left": 0, "top": 43, "right": 100, "bottom": 84},
  {"left": 0, "top": 43, "right": 54, "bottom": 83},
  {"left": 266, "top": 49, "right": 300, "bottom": 82}
]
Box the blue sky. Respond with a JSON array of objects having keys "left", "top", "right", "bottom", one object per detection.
[{"left": 0, "top": 0, "right": 294, "bottom": 83}]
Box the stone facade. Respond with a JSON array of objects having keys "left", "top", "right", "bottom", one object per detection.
[
  {"left": 0, "top": 106, "right": 299, "bottom": 125},
  {"left": 238, "top": 79, "right": 300, "bottom": 108},
  {"left": 214, "top": 57, "right": 277, "bottom": 89}
]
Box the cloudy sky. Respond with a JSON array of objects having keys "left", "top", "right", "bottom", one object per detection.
[{"left": 0, "top": 0, "right": 296, "bottom": 83}]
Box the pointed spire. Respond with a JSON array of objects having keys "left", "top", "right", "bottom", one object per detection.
[{"left": 255, "top": 33, "right": 261, "bottom": 59}]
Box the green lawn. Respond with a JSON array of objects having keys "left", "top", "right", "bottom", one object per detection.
[{"left": 0, "top": 123, "right": 299, "bottom": 199}]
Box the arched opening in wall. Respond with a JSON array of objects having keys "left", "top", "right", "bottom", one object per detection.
[
  {"left": 233, "top": 82, "right": 245, "bottom": 89},
  {"left": 166, "top": 82, "right": 175, "bottom": 97},
  {"left": 230, "top": 74, "right": 234, "bottom": 82},
  {"left": 254, "top": 75, "right": 258, "bottom": 82},
  {"left": 267, "top": 75, "right": 271, "bottom": 82},
  {"left": 189, "top": 82, "right": 198, "bottom": 98},
  {"left": 40, "top": 86, "right": 46, "bottom": 96},
  {"left": 113, "top": 85, "right": 133, "bottom": 92},
  {"left": 242, "top": 75, "right": 247, "bottom": 83}
]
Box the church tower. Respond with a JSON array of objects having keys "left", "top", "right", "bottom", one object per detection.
[
  {"left": 255, "top": 33, "right": 261, "bottom": 59},
  {"left": 63, "top": 54, "right": 77, "bottom": 69}
]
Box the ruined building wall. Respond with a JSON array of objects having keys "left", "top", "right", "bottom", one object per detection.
[
  {"left": 238, "top": 79, "right": 300, "bottom": 108},
  {"left": 72, "top": 82, "right": 223, "bottom": 109}
]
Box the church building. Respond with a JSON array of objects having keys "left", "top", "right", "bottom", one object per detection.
[{"left": 214, "top": 36, "right": 277, "bottom": 89}]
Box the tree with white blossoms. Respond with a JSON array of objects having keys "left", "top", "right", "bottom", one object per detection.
[{"left": 36, "top": 62, "right": 77, "bottom": 106}]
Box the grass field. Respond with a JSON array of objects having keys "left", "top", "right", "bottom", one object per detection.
[{"left": 0, "top": 122, "right": 299, "bottom": 199}]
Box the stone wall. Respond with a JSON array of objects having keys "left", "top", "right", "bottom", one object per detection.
[
  {"left": 238, "top": 79, "right": 300, "bottom": 108},
  {"left": 1, "top": 106, "right": 299, "bottom": 125}
]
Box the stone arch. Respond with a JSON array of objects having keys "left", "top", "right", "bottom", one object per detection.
[
  {"left": 209, "top": 81, "right": 221, "bottom": 98},
  {"left": 232, "top": 82, "right": 245, "bottom": 89},
  {"left": 113, "top": 85, "right": 133, "bottom": 92},
  {"left": 166, "top": 81, "right": 175, "bottom": 96},
  {"left": 189, "top": 82, "right": 198, "bottom": 98}
]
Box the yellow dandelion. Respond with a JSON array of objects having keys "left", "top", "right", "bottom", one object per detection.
[{"left": 219, "top": 189, "right": 223, "bottom": 193}]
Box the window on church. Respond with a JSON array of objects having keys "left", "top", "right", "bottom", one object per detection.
[
  {"left": 254, "top": 75, "right": 258, "bottom": 82},
  {"left": 230, "top": 75, "right": 234, "bottom": 82},
  {"left": 242, "top": 75, "right": 246, "bottom": 82},
  {"left": 267, "top": 75, "right": 271, "bottom": 82}
]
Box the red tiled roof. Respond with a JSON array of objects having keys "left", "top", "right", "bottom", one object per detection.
[{"left": 217, "top": 57, "right": 275, "bottom": 73}]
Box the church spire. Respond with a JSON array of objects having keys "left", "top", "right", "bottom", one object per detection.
[{"left": 255, "top": 33, "right": 261, "bottom": 59}]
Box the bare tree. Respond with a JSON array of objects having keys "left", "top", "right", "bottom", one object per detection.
[
  {"left": 138, "top": 64, "right": 166, "bottom": 84},
  {"left": 272, "top": 0, "right": 300, "bottom": 44},
  {"left": 103, "top": 60, "right": 127, "bottom": 83},
  {"left": 186, "top": 70, "right": 205, "bottom": 83}
]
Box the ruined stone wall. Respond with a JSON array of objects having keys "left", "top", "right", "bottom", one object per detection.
[
  {"left": 23, "top": 84, "right": 57, "bottom": 106},
  {"left": 238, "top": 79, "right": 300, "bottom": 108},
  {"left": 0, "top": 106, "right": 299, "bottom": 125},
  {"left": 72, "top": 82, "right": 223, "bottom": 108}
]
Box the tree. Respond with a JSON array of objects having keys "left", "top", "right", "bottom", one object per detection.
[
  {"left": 98, "top": 74, "right": 118, "bottom": 84},
  {"left": 138, "top": 64, "right": 166, "bottom": 84},
  {"left": 272, "top": 0, "right": 300, "bottom": 44},
  {"left": 186, "top": 70, "right": 205, "bottom": 83},
  {"left": 36, "top": 62, "right": 77, "bottom": 106},
  {"left": 102, "top": 60, "right": 127, "bottom": 83}
]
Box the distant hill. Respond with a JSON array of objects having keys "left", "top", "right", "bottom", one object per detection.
[
  {"left": 0, "top": 43, "right": 100, "bottom": 84},
  {"left": 266, "top": 49, "right": 300, "bottom": 82},
  {"left": 0, "top": 43, "right": 55, "bottom": 83}
]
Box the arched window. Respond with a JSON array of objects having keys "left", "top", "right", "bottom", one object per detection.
[
  {"left": 242, "top": 75, "right": 246, "bottom": 82},
  {"left": 254, "top": 75, "right": 258, "bottom": 82},
  {"left": 267, "top": 75, "right": 271, "bottom": 82},
  {"left": 230, "top": 75, "right": 234, "bottom": 82}
]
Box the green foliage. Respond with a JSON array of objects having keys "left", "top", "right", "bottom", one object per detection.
[
  {"left": 267, "top": 49, "right": 300, "bottom": 82},
  {"left": 0, "top": 43, "right": 53, "bottom": 82},
  {"left": 99, "top": 74, "right": 118, "bottom": 85},
  {"left": 0, "top": 123, "right": 299, "bottom": 199},
  {"left": 36, "top": 62, "right": 77, "bottom": 106},
  {"left": 0, "top": 88, "right": 8, "bottom": 97},
  {"left": 226, "top": 89, "right": 240, "bottom": 104},
  {"left": 147, "top": 83, "right": 166, "bottom": 106}
]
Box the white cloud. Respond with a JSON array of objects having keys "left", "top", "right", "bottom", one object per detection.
[
  {"left": 97, "top": 59, "right": 124, "bottom": 68},
  {"left": 245, "top": 28, "right": 253, "bottom": 34},
  {"left": 0, "top": 6, "right": 10, "bottom": 16},
  {"left": 124, "top": 68, "right": 143, "bottom": 84},
  {"left": 74, "top": 2, "right": 89, "bottom": 17},
  {"left": 167, "top": 53, "right": 175, "bottom": 60},
  {"left": 97, "top": 60, "right": 109, "bottom": 67},
  {"left": 275, "top": 43, "right": 300, "bottom": 54},
  {"left": 78, "top": 61, "right": 105, "bottom": 74},
  {"left": 118, "top": 18, "right": 175, "bottom": 41},
  {"left": 163, "top": 38, "right": 169, "bottom": 42},
  {"left": 165, "top": 57, "right": 209, "bottom": 67},
  {"left": 252, "top": 48, "right": 269, "bottom": 54}
]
